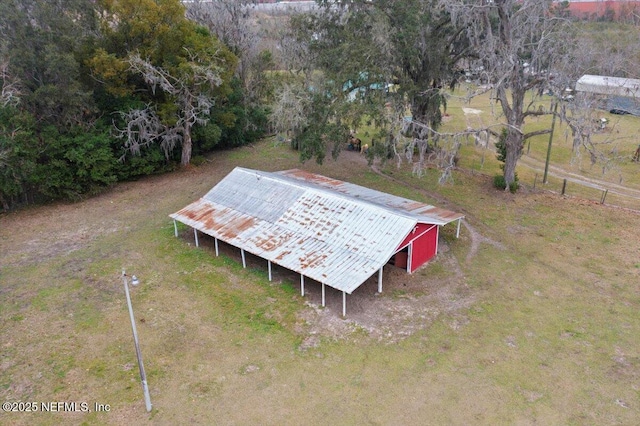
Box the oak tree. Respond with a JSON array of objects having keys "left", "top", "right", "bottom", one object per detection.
[
  {"left": 446, "top": 0, "right": 569, "bottom": 188},
  {"left": 276, "top": 0, "right": 467, "bottom": 168},
  {"left": 90, "top": 0, "right": 237, "bottom": 166}
]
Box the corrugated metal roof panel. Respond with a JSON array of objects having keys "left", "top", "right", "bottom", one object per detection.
[
  {"left": 275, "top": 169, "right": 464, "bottom": 225},
  {"left": 170, "top": 167, "right": 462, "bottom": 294}
]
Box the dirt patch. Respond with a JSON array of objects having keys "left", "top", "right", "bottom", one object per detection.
[{"left": 295, "top": 250, "right": 474, "bottom": 345}]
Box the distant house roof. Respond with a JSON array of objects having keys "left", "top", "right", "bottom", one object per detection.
[
  {"left": 575, "top": 74, "right": 640, "bottom": 98},
  {"left": 170, "top": 167, "right": 463, "bottom": 295},
  {"left": 563, "top": 0, "right": 640, "bottom": 20}
]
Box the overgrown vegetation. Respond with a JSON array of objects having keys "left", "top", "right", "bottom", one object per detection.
[
  {"left": 3, "top": 0, "right": 640, "bottom": 211},
  {"left": 0, "top": 0, "right": 270, "bottom": 211}
]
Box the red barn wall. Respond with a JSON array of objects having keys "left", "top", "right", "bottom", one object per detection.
[
  {"left": 409, "top": 225, "right": 438, "bottom": 273},
  {"left": 396, "top": 223, "right": 439, "bottom": 273}
]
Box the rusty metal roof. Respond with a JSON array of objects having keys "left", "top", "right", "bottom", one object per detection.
[
  {"left": 276, "top": 169, "right": 464, "bottom": 225},
  {"left": 170, "top": 167, "right": 463, "bottom": 294}
]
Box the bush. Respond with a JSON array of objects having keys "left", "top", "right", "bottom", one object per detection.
[
  {"left": 31, "top": 127, "right": 118, "bottom": 200},
  {"left": 493, "top": 174, "right": 519, "bottom": 193}
]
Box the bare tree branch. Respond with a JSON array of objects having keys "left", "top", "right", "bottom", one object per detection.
[{"left": 0, "top": 58, "right": 21, "bottom": 107}]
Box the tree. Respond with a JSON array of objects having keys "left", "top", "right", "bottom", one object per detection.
[
  {"left": 118, "top": 53, "right": 224, "bottom": 166},
  {"left": 184, "top": 0, "right": 258, "bottom": 84},
  {"left": 90, "top": 0, "right": 238, "bottom": 166},
  {"left": 445, "top": 0, "right": 569, "bottom": 188},
  {"left": 0, "top": 0, "right": 98, "bottom": 130},
  {"left": 276, "top": 0, "right": 467, "bottom": 169},
  {"left": 185, "top": 0, "right": 274, "bottom": 141},
  {"left": 0, "top": 0, "right": 117, "bottom": 209}
]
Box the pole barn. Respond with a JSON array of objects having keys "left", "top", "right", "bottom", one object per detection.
[{"left": 170, "top": 167, "right": 464, "bottom": 315}]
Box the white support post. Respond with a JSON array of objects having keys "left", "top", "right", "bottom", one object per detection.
[
  {"left": 241, "top": 249, "right": 246, "bottom": 268},
  {"left": 378, "top": 266, "right": 383, "bottom": 293},
  {"left": 321, "top": 283, "right": 325, "bottom": 307},
  {"left": 214, "top": 238, "right": 219, "bottom": 256},
  {"left": 268, "top": 261, "right": 272, "bottom": 281},
  {"left": 173, "top": 220, "right": 178, "bottom": 237},
  {"left": 342, "top": 291, "right": 346, "bottom": 317},
  {"left": 456, "top": 218, "right": 462, "bottom": 238},
  {"left": 194, "top": 229, "right": 199, "bottom": 247},
  {"left": 300, "top": 275, "right": 305, "bottom": 296},
  {"left": 407, "top": 243, "right": 412, "bottom": 274}
]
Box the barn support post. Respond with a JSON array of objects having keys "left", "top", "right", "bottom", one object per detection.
[
  {"left": 173, "top": 220, "right": 178, "bottom": 237},
  {"left": 268, "top": 261, "right": 272, "bottom": 281},
  {"left": 241, "top": 249, "right": 246, "bottom": 268},
  {"left": 194, "top": 229, "right": 199, "bottom": 247},
  {"left": 214, "top": 238, "right": 219, "bottom": 256},
  {"left": 456, "top": 218, "right": 462, "bottom": 238},
  {"left": 407, "top": 243, "right": 413, "bottom": 274},
  {"left": 300, "top": 275, "right": 305, "bottom": 296},
  {"left": 342, "top": 292, "right": 346, "bottom": 317},
  {"left": 378, "top": 266, "right": 383, "bottom": 293},
  {"left": 321, "top": 283, "right": 326, "bottom": 307}
]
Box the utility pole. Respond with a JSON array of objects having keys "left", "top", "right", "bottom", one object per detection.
[
  {"left": 543, "top": 101, "right": 558, "bottom": 184},
  {"left": 122, "top": 270, "right": 152, "bottom": 412}
]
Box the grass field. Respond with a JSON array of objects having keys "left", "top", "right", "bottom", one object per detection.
[
  {"left": 1, "top": 131, "right": 640, "bottom": 425},
  {"left": 442, "top": 85, "right": 640, "bottom": 201}
]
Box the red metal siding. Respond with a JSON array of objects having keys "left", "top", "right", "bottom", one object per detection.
[
  {"left": 409, "top": 226, "right": 438, "bottom": 273},
  {"left": 397, "top": 223, "right": 433, "bottom": 251},
  {"left": 394, "top": 251, "right": 408, "bottom": 269}
]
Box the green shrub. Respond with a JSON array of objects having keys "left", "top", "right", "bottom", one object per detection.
[
  {"left": 493, "top": 127, "right": 519, "bottom": 193},
  {"left": 31, "top": 127, "right": 118, "bottom": 200},
  {"left": 493, "top": 174, "right": 519, "bottom": 193}
]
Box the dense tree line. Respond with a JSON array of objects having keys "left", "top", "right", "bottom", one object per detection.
[
  {"left": 0, "top": 0, "right": 270, "bottom": 210},
  {"left": 2, "top": 0, "right": 636, "bottom": 209}
]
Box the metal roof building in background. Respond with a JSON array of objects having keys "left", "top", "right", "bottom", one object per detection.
[
  {"left": 575, "top": 75, "right": 640, "bottom": 98},
  {"left": 170, "top": 167, "right": 464, "bottom": 316}
]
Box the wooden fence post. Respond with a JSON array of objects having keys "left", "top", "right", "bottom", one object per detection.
[
  {"left": 561, "top": 179, "right": 567, "bottom": 195},
  {"left": 601, "top": 189, "right": 608, "bottom": 205}
]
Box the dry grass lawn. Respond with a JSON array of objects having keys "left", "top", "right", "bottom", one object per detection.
[{"left": 1, "top": 138, "right": 639, "bottom": 425}]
